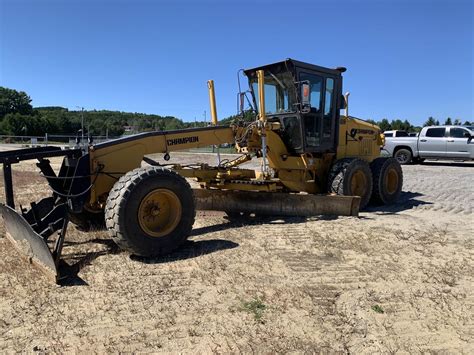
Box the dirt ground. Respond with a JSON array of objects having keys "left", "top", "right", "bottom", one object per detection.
[{"left": 0, "top": 151, "right": 472, "bottom": 353}]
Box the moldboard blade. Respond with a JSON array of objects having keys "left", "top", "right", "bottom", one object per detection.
[
  {"left": 0, "top": 204, "right": 58, "bottom": 282},
  {"left": 193, "top": 189, "right": 361, "bottom": 217}
]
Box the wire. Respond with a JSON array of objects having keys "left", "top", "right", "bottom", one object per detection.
[
  {"left": 40, "top": 173, "right": 95, "bottom": 179},
  {"left": 49, "top": 171, "right": 100, "bottom": 198}
]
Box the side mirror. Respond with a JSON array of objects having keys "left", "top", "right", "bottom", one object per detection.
[
  {"left": 301, "top": 81, "right": 311, "bottom": 111},
  {"left": 464, "top": 131, "right": 471, "bottom": 138}
]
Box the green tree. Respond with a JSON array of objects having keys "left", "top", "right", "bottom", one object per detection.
[
  {"left": 378, "top": 118, "right": 391, "bottom": 131},
  {"left": 390, "top": 119, "right": 405, "bottom": 130},
  {"left": 444, "top": 117, "right": 452, "bottom": 125},
  {"left": 402, "top": 119, "right": 413, "bottom": 131},
  {"left": 0, "top": 87, "right": 33, "bottom": 118},
  {"left": 424, "top": 117, "right": 437, "bottom": 126},
  {"left": 220, "top": 109, "right": 256, "bottom": 124},
  {"left": 0, "top": 113, "right": 45, "bottom": 135},
  {"left": 463, "top": 121, "right": 471, "bottom": 126}
]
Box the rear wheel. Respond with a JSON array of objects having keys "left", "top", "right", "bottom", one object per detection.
[
  {"left": 370, "top": 157, "right": 403, "bottom": 205},
  {"left": 394, "top": 148, "right": 412, "bottom": 164},
  {"left": 105, "top": 167, "right": 195, "bottom": 257},
  {"left": 327, "top": 158, "right": 373, "bottom": 210}
]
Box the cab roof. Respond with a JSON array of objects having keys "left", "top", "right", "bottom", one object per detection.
[{"left": 243, "top": 58, "right": 346, "bottom": 77}]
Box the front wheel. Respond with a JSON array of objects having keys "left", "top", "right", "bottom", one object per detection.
[
  {"left": 105, "top": 167, "right": 195, "bottom": 257},
  {"left": 327, "top": 158, "right": 373, "bottom": 210}
]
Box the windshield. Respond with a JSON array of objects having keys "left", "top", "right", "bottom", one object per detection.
[{"left": 250, "top": 71, "right": 297, "bottom": 115}]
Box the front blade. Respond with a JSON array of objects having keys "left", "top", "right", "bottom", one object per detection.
[{"left": 0, "top": 204, "right": 58, "bottom": 282}]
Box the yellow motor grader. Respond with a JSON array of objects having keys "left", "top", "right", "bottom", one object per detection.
[{"left": 0, "top": 59, "right": 403, "bottom": 282}]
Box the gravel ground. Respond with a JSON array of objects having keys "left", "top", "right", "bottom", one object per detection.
[{"left": 0, "top": 153, "right": 472, "bottom": 353}]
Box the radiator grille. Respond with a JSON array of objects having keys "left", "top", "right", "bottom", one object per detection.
[{"left": 359, "top": 139, "right": 373, "bottom": 156}]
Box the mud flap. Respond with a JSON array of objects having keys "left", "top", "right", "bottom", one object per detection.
[{"left": 0, "top": 204, "right": 59, "bottom": 282}]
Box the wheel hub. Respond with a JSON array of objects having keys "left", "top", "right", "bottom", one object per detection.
[
  {"left": 350, "top": 170, "right": 367, "bottom": 197},
  {"left": 138, "top": 189, "right": 182, "bottom": 238},
  {"left": 385, "top": 168, "right": 399, "bottom": 194}
]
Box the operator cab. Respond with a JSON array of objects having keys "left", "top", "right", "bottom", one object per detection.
[{"left": 244, "top": 58, "right": 345, "bottom": 155}]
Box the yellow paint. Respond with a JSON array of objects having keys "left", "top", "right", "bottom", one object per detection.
[
  {"left": 207, "top": 80, "right": 218, "bottom": 125},
  {"left": 138, "top": 189, "right": 182, "bottom": 237}
]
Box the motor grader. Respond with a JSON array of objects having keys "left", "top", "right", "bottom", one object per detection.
[{"left": 0, "top": 59, "right": 403, "bottom": 282}]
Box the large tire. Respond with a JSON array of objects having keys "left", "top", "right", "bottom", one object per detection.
[
  {"left": 370, "top": 157, "right": 403, "bottom": 205},
  {"left": 69, "top": 209, "right": 105, "bottom": 231},
  {"left": 327, "top": 158, "right": 373, "bottom": 210},
  {"left": 394, "top": 148, "right": 412, "bottom": 164},
  {"left": 105, "top": 167, "right": 195, "bottom": 257}
]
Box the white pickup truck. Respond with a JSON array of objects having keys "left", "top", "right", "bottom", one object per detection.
[{"left": 383, "top": 126, "right": 474, "bottom": 164}]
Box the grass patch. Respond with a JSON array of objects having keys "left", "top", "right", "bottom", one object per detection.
[
  {"left": 241, "top": 297, "right": 266, "bottom": 324},
  {"left": 371, "top": 305, "right": 384, "bottom": 314}
]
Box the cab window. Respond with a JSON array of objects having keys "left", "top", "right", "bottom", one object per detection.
[
  {"left": 450, "top": 128, "right": 469, "bottom": 138},
  {"left": 323, "top": 78, "right": 334, "bottom": 139},
  {"left": 384, "top": 132, "right": 393, "bottom": 137},
  {"left": 299, "top": 72, "right": 323, "bottom": 148},
  {"left": 299, "top": 73, "right": 322, "bottom": 111},
  {"left": 250, "top": 71, "right": 297, "bottom": 114},
  {"left": 426, "top": 128, "right": 446, "bottom": 137}
]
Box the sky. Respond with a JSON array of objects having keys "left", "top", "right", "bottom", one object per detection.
[{"left": 0, "top": 0, "right": 473, "bottom": 125}]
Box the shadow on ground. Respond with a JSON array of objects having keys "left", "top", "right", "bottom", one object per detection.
[
  {"left": 57, "top": 216, "right": 311, "bottom": 286},
  {"left": 418, "top": 161, "right": 474, "bottom": 168},
  {"left": 59, "top": 238, "right": 119, "bottom": 286},
  {"left": 366, "top": 191, "right": 431, "bottom": 215},
  {"left": 131, "top": 239, "right": 239, "bottom": 264}
]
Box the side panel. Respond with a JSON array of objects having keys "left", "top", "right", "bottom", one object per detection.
[
  {"left": 337, "top": 117, "right": 383, "bottom": 162},
  {"left": 89, "top": 126, "right": 235, "bottom": 205},
  {"left": 383, "top": 137, "right": 418, "bottom": 157}
]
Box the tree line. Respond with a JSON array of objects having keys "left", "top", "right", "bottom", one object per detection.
[
  {"left": 366, "top": 117, "right": 471, "bottom": 133},
  {"left": 0, "top": 87, "right": 471, "bottom": 137},
  {"left": 0, "top": 87, "right": 207, "bottom": 137}
]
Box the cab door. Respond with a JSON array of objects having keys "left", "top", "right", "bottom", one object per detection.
[
  {"left": 418, "top": 127, "right": 447, "bottom": 157},
  {"left": 298, "top": 71, "right": 338, "bottom": 153},
  {"left": 446, "top": 127, "right": 472, "bottom": 158}
]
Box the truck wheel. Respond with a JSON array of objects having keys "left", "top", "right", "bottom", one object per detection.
[
  {"left": 327, "top": 158, "right": 373, "bottom": 210},
  {"left": 105, "top": 167, "right": 195, "bottom": 257},
  {"left": 370, "top": 157, "right": 403, "bottom": 205},
  {"left": 394, "top": 148, "right": 412, "bottom": 164},
  {"left": 69, "top": 209, "right": 105, "bottom": 231}
]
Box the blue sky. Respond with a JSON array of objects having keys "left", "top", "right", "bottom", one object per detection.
[{"left": 1, "top": 0, "right": 472, "bottom": 125}]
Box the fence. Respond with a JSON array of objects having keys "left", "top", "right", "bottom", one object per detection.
[
  {"left": 0, "top": 134, "right": 238, "bottom": 153},
  {"left": 0, "top": 134, "right": 116, "bottom": 147}
]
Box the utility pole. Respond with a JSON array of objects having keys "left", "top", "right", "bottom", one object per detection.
[
  {"left": 76, "top": 106, "right": 85, "bottom": 143},
  {"left": 81, "top": 108, "right": 85, "bottom": 142}
]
